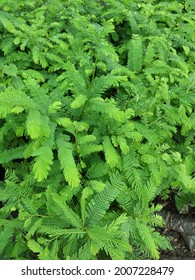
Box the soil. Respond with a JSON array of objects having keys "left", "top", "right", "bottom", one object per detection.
[
  {"left": 158, "top": 195, "right": 195, "bottom": 260},
  {"left": 156, "top": 192, "right": 195, "bottom": 260},
  {"left": 160, "top": 228, "right": 195, "bottom": 260}
]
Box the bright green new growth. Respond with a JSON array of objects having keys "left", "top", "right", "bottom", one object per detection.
[{"left": 0, "top": 0, "right": 194, "bottom": 260}]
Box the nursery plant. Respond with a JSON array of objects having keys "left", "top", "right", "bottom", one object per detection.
[{"left": 0, "top": 0, "right": 194, "bottom": 260}]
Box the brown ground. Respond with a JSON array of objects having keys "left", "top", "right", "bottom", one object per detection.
[{"left": 160, "top": 229, "right": 195, "bottom": 260}]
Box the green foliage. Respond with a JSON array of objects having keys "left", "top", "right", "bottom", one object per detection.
[{"left": 0, "top": 0, "right": 194, "bottom": 260}]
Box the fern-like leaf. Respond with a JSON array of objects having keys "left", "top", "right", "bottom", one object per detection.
[
  {"left": 85, "top": 181, "right": 120, "bottom": 227},
  {"left": 136, "top": 222, "right": 159, "bottom": 259},
  {"left": 0, "top": 221, "right": 22, "bottom": 256},
  {"left": 71, "top": 241, "right": 93, "bottom": 260},
  {"left": 128, "top": 34, "right": 143, "bottom": 72},
  {"left": 71, "top": 95, "right": 87, "bottom": 109},
  {"left": 51, "top": 193, "right": 83, "bottom": 228},
  {"left": 56, "top": 132, "right": 80, "bottom": 188},
  {"left": 0, "top": 146, "right": 26, "bottom": 164},
  {"left": 88, "top": 225, "right": 131, "bottom": 260},
  {"left": 26, "top": 109, "right": 42, "bottom": 139},
  {"left": 89, "top": 98, "right": 125, "bottom": 122},
  {"left": 103, "top": 136, "right": 120, "bottom": 168},
  {"left": 32, "top": 146, "right": 53, "bottom": 182},
  {"left": 0, "top": 87, "right": 37, "bottom": 110},
  {"left": 87, "top": 160, "right": 109, "bottom": 179}
]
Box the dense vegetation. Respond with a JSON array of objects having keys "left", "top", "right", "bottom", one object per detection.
[{"left": 0, "top": 0, "right": 194, "bottom": 260}]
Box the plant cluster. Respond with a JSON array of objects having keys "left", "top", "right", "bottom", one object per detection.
[{"left": 0, "top": 0, "right": 194, "bottom": 259}]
